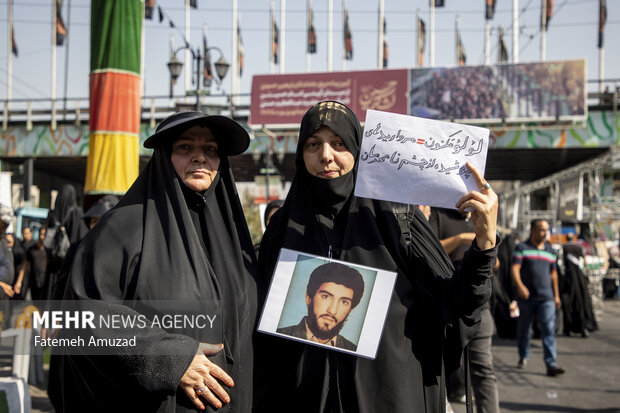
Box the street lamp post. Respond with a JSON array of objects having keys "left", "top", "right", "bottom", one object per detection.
[
  {"left": 167, "top": 45, "right": 230, "bottom": 111},
  {"left": 252, "top": 148, "right": 280, "bottom": 205}
]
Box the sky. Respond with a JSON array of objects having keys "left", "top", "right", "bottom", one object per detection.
[{"left": 1, "top": 0, "right": 618, "bottom": 110}]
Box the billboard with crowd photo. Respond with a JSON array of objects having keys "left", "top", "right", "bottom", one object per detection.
[{"left": 409, "top": 59, "right": 586, "bottom": 124}]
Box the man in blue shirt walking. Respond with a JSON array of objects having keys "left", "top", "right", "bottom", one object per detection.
[{"left": 511, "top": 219, "right": 565, "bottom": 377}]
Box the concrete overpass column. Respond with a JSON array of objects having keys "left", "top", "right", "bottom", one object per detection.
[{"left": 23, "top": 158, "right": 33, "bottom": 203}]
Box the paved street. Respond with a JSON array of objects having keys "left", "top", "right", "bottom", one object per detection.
[
  {"left": 12, "top": 298, "right": 620, "bottom": 412},
  {"left": 452, "top": 298, "right": 620, "bottom": 413}
]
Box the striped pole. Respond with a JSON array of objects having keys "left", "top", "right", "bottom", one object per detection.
[{"left": 85, "top": 0, "right": 142, "bottom": 196}]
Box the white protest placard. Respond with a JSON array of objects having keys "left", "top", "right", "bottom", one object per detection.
[{"left": 354, "top": 110, "right": 490, "bottom": 209}]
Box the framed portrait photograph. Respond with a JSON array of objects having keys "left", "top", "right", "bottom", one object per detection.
[{"left": 258, "top": 248, "right": 397, "bottom": 359}]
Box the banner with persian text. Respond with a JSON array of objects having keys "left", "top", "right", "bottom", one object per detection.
[{"left": 249, "top": 69, "right": 409, "bottom": 125}]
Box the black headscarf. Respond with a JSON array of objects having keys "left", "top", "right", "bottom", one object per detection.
[
  {"left": 257, "top": 101, "right": 492, "bottom": 413},
  {"left": 50, "top": 125, "right": 259, "bottom": 412},
  {"left": 263, "top": 199, "right": 284, "bottom": 227}
]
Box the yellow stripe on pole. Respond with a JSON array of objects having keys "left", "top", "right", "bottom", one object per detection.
[{"left": 84, "top": 132, "right": 139, "bottom": 194}]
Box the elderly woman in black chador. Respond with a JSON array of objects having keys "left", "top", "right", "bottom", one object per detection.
[
  {"left": 257, "top": 101, "right": 499, "bottom": 413},
  {"left": 50, "top": 112, "right": 259, "bottom": 412}
]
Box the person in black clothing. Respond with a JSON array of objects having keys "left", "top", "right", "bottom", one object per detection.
[
  {"left": 49, "top": 195, "right": 120, "bottom": 302},
  {"left": 0, "top": 205, "right": 15, "bottom": 301},
  {"left": 256, "top": 101, "right": 499, "bottom": 413},
  {"left": 15, "top": 228, "right": 48, "bottom": 301},
  {"left": 11, "top": 227, "right": 35, "bottom": 300},
  {"left": 254, "top": 199, "right": 284, "bottom": 256},
  {"left": 0, "top": 205, "right": 15, "bottom": 331},
  {"left": 49, "top": 111, "right": 259, "bottom": 413},
  {"left": 429, "top": 208, "right": 500, "bottom": 413},
  {"left": 21, "top": 227, "right": 36, "bottom": 252},
  {"left": 44, "top": 184, "right": 89, "bottom": 301},
  {"left": 561, "top": 233, "right": 597, "bottom": 337}
]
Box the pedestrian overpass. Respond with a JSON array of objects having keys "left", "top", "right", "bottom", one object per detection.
[{"left": 0, "top": 91, "right": 618, "bottom": 234}]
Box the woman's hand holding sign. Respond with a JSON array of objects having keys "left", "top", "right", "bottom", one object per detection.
[{"left": 455, "top": 162, "right": 498, "bottom": 251}]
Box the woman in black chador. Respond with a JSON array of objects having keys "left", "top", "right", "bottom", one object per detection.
[
  {"left": 257, "top": 101, "right": 499, "bottom": 413},
  {"left": 47, "top": 184, "right": 89, "bottom": 245},
  {"left": 44, "top": 184, "right": 89, "bottom": 300},
  {"left": 49, "top": 112, "right": 259, "bottom": 412}
]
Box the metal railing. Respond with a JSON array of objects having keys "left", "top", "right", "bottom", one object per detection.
[
  {"left": 2, "top": 83, "right": 619, "bottom": 130},
  {"left": 1, "top": 93, "right": 252, "bottom": 130}
]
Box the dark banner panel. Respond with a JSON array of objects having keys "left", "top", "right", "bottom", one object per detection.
[{"left": 250, "top": 69, "right": 409, "bottom": 125}]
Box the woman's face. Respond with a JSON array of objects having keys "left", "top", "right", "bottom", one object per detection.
[
  {"left": 171, "top": 126, "right": 220, "bottom": 192},
  {"left": 302, "top": 126, "right": 355, "bottom": 179}
]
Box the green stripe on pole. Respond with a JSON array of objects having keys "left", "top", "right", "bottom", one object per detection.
[{"left": 91, "top": 0, "right": 142, "bottom": 73}]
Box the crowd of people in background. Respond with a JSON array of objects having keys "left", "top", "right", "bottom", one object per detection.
[{"left": 417, "top": 67, "right": 507, "bottom": 120}]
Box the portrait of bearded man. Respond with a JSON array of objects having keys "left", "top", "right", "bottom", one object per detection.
[{"left": 277, "top": 262, "right": 365, "bottom": 351}]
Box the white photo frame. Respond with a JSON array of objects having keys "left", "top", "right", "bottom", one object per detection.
[{"left": 258, "top": 248, "right": 397, "bottom": 359}]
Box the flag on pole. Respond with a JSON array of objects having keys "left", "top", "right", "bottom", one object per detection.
[
  {"left": 382, "top": 18, "right": 388, "bottom": 68},
  {"left": 238, "top": 18, "right": 244, "bottom": 77},
  {"left": 344, "top": 9, "right": 353, "bottom": 60},
  {"left": 418, "top": 18, "right": 425, "bottom": 66},
  {"left": 542, "top": 0, "right": 554, "bottom": 31},
  {"left": 189, "top": 0, "right": 197, "bottom": 9},
  {"left": 498, "top": 27, "right": 508, "bottom": 62},
  {"left": 308, "top": 4, "right": 317, "bottom": 53},
  {"left": 203, "top": 30, "right": 213, "bottom": 87},
  {"left": 485, "top": 0, "right": 496, "bottom": 20},
  {"left": 56, "top": 0, "right": 67, "bottom": 46},
  {"left": 272, "top": 15, "right": 279, "bottom": 64},
  {"left": 434, "top": 0, "right": 445, "bottom": 7},
  {"left": 145, "top": 0, "right": 155, "bottom": 19},
  {"left": 456, "top": 30, "right": 466, "bottom": 65},
  {"left": 598, "top": 0, "right": 607, "bottom": 48},
  {"left": 11, "top": 24, "right": 18, "bottom": 57}
]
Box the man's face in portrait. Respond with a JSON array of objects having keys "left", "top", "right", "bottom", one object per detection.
[{"left": 306, "top": 282, "right": 354, "bottom": 341}]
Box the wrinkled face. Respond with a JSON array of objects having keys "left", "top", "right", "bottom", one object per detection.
[
  {"left": 531, "top": 220, "right": 550, "bottom": 244},
  {"left": 306, "top": 282, "right": 354, "bottom": 340},
  {"left": 171, "top": 126, "right": 220, "bottom": 193},
  {"left": 22, "top": 227, "right": 32, "bottom": 242},
  {"left": 302, "top": 126, "right": 355, "bottom": 179}
]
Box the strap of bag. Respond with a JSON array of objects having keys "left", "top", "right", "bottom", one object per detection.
[
  {"left": 440, "top": 326, "right": 447, "bottom": 413},
  {"left": 392, "top": 202, "right": 413, "bottom": 242},
  {"left": 464, "top": 344, "right": 474, "bottom": 413}
]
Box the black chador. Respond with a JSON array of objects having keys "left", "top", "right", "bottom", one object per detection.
[{"left": 256, "top": 101, "right": 497, "bottom": 413}]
